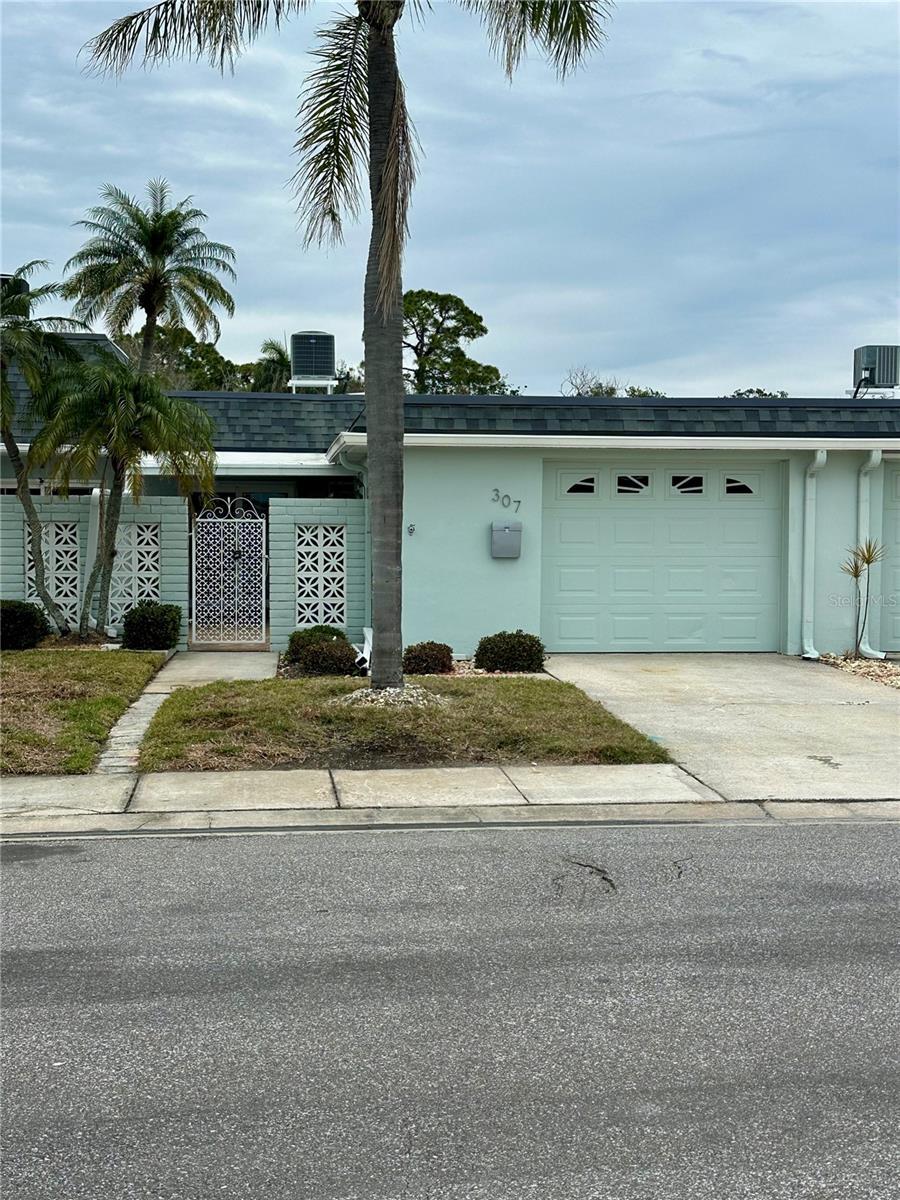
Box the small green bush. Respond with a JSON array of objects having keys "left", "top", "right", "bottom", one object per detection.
[
  {"left": 474, "top": 629, "right": 545, "bottom": 673},
  {"left": 121, "top": 600, "right": 181, "bottom": 650},
  {"left": 0, "top": 600, "right": 50, "bottom": 650},
  {"left": 295, "top": 638, "right": 359, "bottom": 677},
  {"left": 403, "top": 640, "right": 454, "bottom": 675},
  {"left": 285, "top": 624, "right": 349, "bottom": 664}
]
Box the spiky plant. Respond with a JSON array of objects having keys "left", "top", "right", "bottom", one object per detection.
[
  {"left": 61, "top": 179, "right": 236, "bottom": 375},
  {"left": 1, "top": 262, "right": 86, "bottom": 632},
  {"left": 32, "top": 356, "right": 216, "bottom": 634},
  {"left": 84, "top": 0, "right": 612, "bottom": 686},
  {"left": 841, "top": 539, "right": 886, "bottom": 658}
]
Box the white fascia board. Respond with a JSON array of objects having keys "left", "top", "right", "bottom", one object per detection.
[
  {"left": 328, "top": 431, "right": 900, "bottom": 457},
  {"left": 142, "top": 451, "right": 342, "bottom": 477}
]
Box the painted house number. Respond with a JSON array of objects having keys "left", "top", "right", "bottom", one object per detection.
[{"left": 491, "top": 488, "right": 521, "bottom": 512}]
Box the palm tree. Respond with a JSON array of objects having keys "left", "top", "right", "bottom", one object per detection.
[
  {"left": 61, "top": 179, "right": 237, "bottom": 375},
  {"left": 252, "top": 337, "right": 292, "bottom": 392},
  {"left": 1, "top": 262, "right": 85, "bottom": 633},
  {"left": 32, "top": 356, "right": 216, "bottom": 635},
  {"left": 85, "top": 1, "right": 611, "bottom": 688}
]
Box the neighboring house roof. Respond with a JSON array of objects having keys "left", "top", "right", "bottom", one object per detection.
[
  {"left": 170, "top": 392, "right": 366, "bottom": 453},
  {"left": 174, "top": 391, "right": 900, "bottom": 453},
  {"left": 7, "top": 333, "right": 130, "bottom": 439}
]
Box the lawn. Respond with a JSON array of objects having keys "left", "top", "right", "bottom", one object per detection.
[
  {"left": 139, "top": 676, "right": 669, "bottom": 773},
  {"left": 1, "top": 650, "right": 166, "bottom": 775}
]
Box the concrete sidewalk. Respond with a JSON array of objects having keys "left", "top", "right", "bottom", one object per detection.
[{"left": 1, "top": 765, "right": 898, "bottom": 837}]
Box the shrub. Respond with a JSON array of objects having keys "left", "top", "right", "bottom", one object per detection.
[
  {"left": 0, "top": 600, "right": 51, "bottom": 650},
  {"left": 402, "top": 640, "right": 454, "bottom": 675},
  {"left": 474, "top": 629, "right": 545, "bottom": 673},
  {"left": 121, "top": 600, "right": 181, "bottom": 650},
  {"left": 285, "top": 624, "right": 349, "bottom": 664},
  {"left": 295, "top": 638, "right": 359, "bottom": 677}
]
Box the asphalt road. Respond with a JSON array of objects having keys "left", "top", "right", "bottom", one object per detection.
[{"left": 2, "top": 821, "right": 899, "bottom": 1200}]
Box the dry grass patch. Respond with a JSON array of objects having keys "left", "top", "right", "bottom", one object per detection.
[
  {"left": 1, "top": 650, "right": 165, "bottom": 774},
  {"left": 139, "top": 676, "right": 669, "bottom": 773}
]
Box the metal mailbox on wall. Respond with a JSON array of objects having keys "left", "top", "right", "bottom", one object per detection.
[{"left": 491, "top": 519, "right": 522, "bottom": 559}]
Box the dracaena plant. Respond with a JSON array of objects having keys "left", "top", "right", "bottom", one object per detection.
[
  {"left": 840, "top": 538, "right": 885, "bottom": 658},
  {"left": 84, "top": 0, "right": 612, "bottom": 687}
]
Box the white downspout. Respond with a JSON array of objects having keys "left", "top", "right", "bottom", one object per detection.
[
  {"left": 857, "top": 449, "right": 885, "bottom": 659},
  {"left": 801, "top": 450, "right": 827, "bottom": 659}
]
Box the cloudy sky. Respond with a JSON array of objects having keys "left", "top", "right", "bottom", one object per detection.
[{"left": 2, "top": 0, "right": 897, "bottom": 396}]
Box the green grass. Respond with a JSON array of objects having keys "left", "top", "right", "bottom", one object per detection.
[
  {"left": 1, "top": 649, "right": 166, "bottom": 775},
  {"left": 139, "top": 676, "right": 669, "bottom": 773}
]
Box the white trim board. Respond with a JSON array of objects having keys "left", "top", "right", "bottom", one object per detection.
[{"left": 327, "top": 431, "right": 900, "bottom": 460}]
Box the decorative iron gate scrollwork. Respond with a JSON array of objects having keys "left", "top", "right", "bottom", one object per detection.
[{"left": 191, "top": 497, "right": 266, "bottom": 644}]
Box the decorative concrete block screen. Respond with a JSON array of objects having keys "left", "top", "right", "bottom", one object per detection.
[
  {"left": 109, "top": 522, "right": 161, "bottom": 626},
  {"left": 268, "top": 499, "right": 367, "bottom": 651},
  {"left": 296, "top": 523, "right": 346, "bottom": 626},
  {"left": 0, "top": 495, "right": 188, "bottom": 645},
  {"left": 26, "top": 520, "right": 81, "bottom": 625},
  {"left": 0, "top": 495, "right": 91, "bottom": 623}
]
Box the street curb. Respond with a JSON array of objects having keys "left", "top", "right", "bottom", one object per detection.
[{"left": 2, "top": 799, "right": 899, "bottom": 841}]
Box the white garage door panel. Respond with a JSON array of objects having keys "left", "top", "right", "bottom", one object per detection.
[{"left": 541, "top": 462, "right": 783, "bottom": 652}]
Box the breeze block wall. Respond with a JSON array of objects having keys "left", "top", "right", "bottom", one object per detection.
[
  {"left": 0, "top": 494, "right": 189, "bottom": 646},
  {"left": 268, "top": 498, "right": 368, "bottom": 651},
  {"left": 116, "top": 496, "right": 190, "bottom": 647},
  {"left": 0, "top": 495, "right": 91, "bottom": 621}
]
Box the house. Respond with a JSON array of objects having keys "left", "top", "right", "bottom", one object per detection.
[{"left": 3, "top": 336, "right": 899, "bottom": 658}]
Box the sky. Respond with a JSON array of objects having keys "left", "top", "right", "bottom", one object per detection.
[{"left": 1, "top": 0, "right": 898, "bottom": 397}]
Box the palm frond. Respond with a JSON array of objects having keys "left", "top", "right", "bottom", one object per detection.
[
  {"left": 85, "top": 0, "right": 314, "bottom": 75},
  {"left": 374, "top": 69, "right": 419, "bottom": 316},
  {"left": 292, "top": 11, "right": 369, "bottom": 248},
  {"left": 459, "top": 0, "right": 611, "bottom": 78}
]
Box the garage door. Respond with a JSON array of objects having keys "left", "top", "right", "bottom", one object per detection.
[
  {"left": 541, "top": 461, "right": 783, "bottom": 651},
  {"left": 881, "top": 465, "right": 900, "bottom": 651}
]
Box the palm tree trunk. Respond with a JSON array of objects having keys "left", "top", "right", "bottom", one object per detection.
[
  {"left": 138, "top": 310, "right": 158, "bottom": 375},
  {"left": 364, "top": 15, "right": 405, "bottom": 690},
  {"left": 95, "top": 466, "right": 125, "bottom": 633},
  {"left": 2, "top": 425, "right": 69, "bottom": 633}
]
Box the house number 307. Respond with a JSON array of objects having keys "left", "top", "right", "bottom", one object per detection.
[{"left": 491, "top": 489, "right": 521, "bottom": 512}]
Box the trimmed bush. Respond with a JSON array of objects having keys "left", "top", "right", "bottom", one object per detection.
[
  {"left": 295, "top": 638, "right": 358, "bottom": 677},
  {"left": 0, "top": 600, "right": 51, "bottom": 650},
  {"left": 474, "top": 629, "right": 545, "bottom": 673},
  {"left": 403, "top": 640, "right": 454, "bottom": 675},
  {"left": 121, "top": 600, "right": 181, "bottom": 650},
  {"left": 285, "top": 624, "right": 349, "bottom": 664}
]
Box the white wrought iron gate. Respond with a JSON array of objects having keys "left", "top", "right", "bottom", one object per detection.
[{"left": 191, "top": 498, "right": 267, "bottom": 644}]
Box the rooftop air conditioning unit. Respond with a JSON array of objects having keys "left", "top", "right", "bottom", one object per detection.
[{"left": 853, "top": 345, "right": 899, "bottom": 391}]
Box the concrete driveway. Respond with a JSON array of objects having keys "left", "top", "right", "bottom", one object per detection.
[{"left": 546, "top": 654, "right": 900, "bottom": 802}]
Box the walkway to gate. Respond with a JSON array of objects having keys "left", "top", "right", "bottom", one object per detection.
[
  {"left": 96, "top": 652, "right": 279, "bottom": 774},
  {"left": 144, "top": 652, "right": 279, "bottom": 692}
]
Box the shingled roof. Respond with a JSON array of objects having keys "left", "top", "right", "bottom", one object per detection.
[
  {"left": 9, "top": 370, "right": 899, "bottom": 452},
  {"left": 170, "top": 391, "right": 900, "bottom": 452}
]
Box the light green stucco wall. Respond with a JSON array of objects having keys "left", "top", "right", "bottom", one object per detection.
[
  {"left": 0, "top": 495, "right": 91, "bottom": 603},
  {"left": 402, "top": 448, "right": 544, "bottom": 656},
  {"left": 268, "top": 498, "right": 368, "bottom": 651},
  {"left": 401, "top": 446, "right": 898, "bottom": 658}
]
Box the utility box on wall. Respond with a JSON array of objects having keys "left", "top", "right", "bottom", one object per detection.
[{"left": 491, "top": 519, "right": 522, "bottom": 559}]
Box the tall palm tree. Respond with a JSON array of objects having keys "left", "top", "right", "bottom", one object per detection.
[
  {"left": 61, "top": 179, "right": 237, "bottom": 375},
  {"left": 86, "top": 1, "right": 611, "bottom": 687},
  {"left": 32, "top": 356, "right": 216, "bottom": 635},
  {"left": 252, "top": 337, "right": 292, "bottom": 392},
  {"left": 1, "top": 262, "right": 85, "bottom": 633}
]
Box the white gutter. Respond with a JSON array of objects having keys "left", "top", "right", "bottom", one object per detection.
[
  {"left": 326, "top": 431, "right": 898, "bottom": 461},
  {"left": 82, "top": 487, "right": 102, "bottom": 631},
  {"left": 801, "top": 450, "right": 828, "bottom": 660},
  {"left": 857, "top": 450, "right": 885, "bottom": 659}
]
